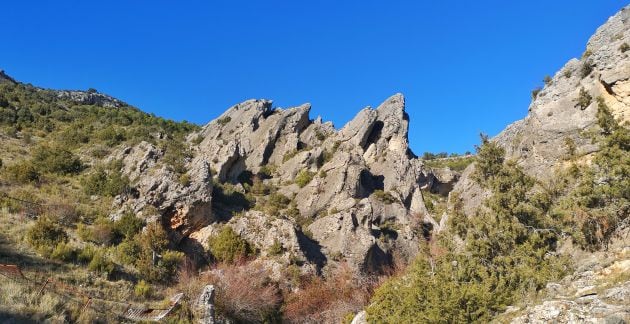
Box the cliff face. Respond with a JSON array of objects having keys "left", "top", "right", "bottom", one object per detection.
[
  {"left": 497, "top": 6, "right": 630, "bottom": 176},
  {"left": 448, "top": 6, "right": 630, "bottom": 323},
  {"left": 113, "top": 93, "right": 441, "bottom": 274},
  {"left": 453, "top": 6, "right": 630, "bottom": 218}
]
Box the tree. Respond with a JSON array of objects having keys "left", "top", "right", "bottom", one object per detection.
[
  {"left": 367, "top": 136, "right": 569, "bottom": 323},
  {"left": 32, "top": 145, "right": 83, "bottom": 175},
  {"left": 471, "top": 134, "right": 504, "bottom": 186},
  {"left": 26, "top": 217, "right": 68, "bottom": 256}
]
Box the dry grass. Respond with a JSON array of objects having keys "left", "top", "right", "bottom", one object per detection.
[
  {"left": 204, "top": 261, "right": 282, "bottom": 323},
  {"left": 283, "top": 263, "right": 380, "bottom": 324}
]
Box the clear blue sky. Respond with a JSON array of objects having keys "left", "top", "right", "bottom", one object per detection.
[{"left": 1, "top": 1, "right": 627, "bottom": 154}]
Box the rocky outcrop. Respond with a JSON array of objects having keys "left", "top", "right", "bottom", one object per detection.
[
  {"left": 452, "top": 6, "right": 630, "bottom": 218},
  {"left": 494, "top": 6, "right": 630, "bottom": 177},
  {"left": 114, "top": 93, "right": 442, "bottom": 272},
  {"left": 0, "top": 70, "right": 17, "bottom": 84},
  {"left": 55, "top": 89, "right": 128, "bottom": 108},
  {"left": 446, "top": 6, "right": 630, "bottom": 323},
  {"left": 501, "top": 227, "right": 630, "bottom": 323},
  {"left": 113, "top": 141, "right": 214, "bottom": 241}
]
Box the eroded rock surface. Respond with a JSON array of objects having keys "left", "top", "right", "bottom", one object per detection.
[
  {"left": 453, "top": 6, "right": 630, "bottom": 218},
  {"left": 113, "top": 93, "right": 445, "bottom": 272}
]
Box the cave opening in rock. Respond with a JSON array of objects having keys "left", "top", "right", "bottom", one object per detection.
[{"left": 363, "top": 120, "right": 384, "bottom": 150}]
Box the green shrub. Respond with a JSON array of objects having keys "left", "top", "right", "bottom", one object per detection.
[
  {"left": 159, "top": 250, "right": 184, "bottom": 280},
  {"left": 217, "top": 116, "right": 231, "bottom": 126},
  {"left": 137, "top": 222, "right": 169, "bottom": 254},
  {"left": 88, "top": 251, "right": 115, "bottom": 276},
  {"left": 32, "top": 145, "right": 83, "bottom": 175},
  {"left": 0, "top": 107, "right": 16, "bottom": 124},
  {"left": 318, "top": 149, "right": 335, "bottom": 167},
  {"left": 82, "top": 167, "right": 130, "bottom": 197},
  {"left": 78, "top": 219, "right": 117, "bottom": 246},
  {"left": 97, "top": 126, "right": 126, "bottom": 146},
  {"left": 58, "top": 125, "right": 90, "bottom": 147},
  {"left": 552, "top": 102, "right": 629, "bottom": 250},
  {"left": 367, "top": 136, "right": 571, "bottom": 323},
  {"left": 619, "top": 42, "right": 630, "bottom": 53},
  {"left": 258, "top": 164, "right": 276, "bottom": 178},
  {"left": 563, "top": 69, "right": 572, "bottom": 78},
  {"left": 424, "top": 156, "right": 476, "bottom": 171},
  {"left": 114, "top": 212, "right": 145, "bottom": 240},
  {"left": 213, "top": 182, "right": 255, "bottom": 210},
  {"left": 581, "top": 60, "right": 593, "bottom": 78},
  {"left": 596, "top": 97, "right": 617, "bottom": 135},
  {"left": 208, "top": 226, "right": 253, "bottom": 263},
  {"left": 283, "top": 149, "right": 300, "bottom": 162},
  {"left": 134, "top": 280, "right": 152, "bottom": 299},
  {"left": 51, "top": 242, "right": 77, "bottom": 262},
  {"left": 543, "top": 75, "right": 552, "bottom": 85},
  {"left": 471, "top": 134, "right": 504, "bottom": 186},
  {"left": 192, "top": 134, "right": 204, "bottom": 145},
  {"left": 116, "top": 238, "right": 142, "bottom": 266},
  {"left": 564, "top": 137, "right": 577, "bottom": 159},
  {"left": 26, "top": 217, "right": 68, "bottom": 256},
  {"left": 577, "top": 87, "right": 592, "bottom": 110},
  {"left": 178, "top": 173, "right": 191, "bottom": 186},
  {"left": 267, "top": 192, "right": 291, "bottom": 209},
  {"left": 295, "top": 169, "right": 315, "bottom": 188},
  {"left": 268, "top": 239, "right": 284, "bottom": 256},
  {"left": 315, "top": 130, "right": 327, "bottom": 141},
  {"left": 4, "top": 161, "right": 40, "bottom": 184},
  {"left": 129, "top": 222, "right": 181, "bottom": 282},
  {"left": 161, "top": 139, "right": 192, "bottom": 174},
  {"left": 372, "top": 190, "right": 397, "bottom": 204},
  {"left": 77, "top": 245, "right": 96, "bottom": 264},
  {"left": 422, "top": 152, "right": 449, "bottom": 160},
  {"left": 250, "top": 177, "right": 272, "bottom": 196}
]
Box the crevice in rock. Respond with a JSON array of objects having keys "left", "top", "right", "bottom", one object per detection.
[
  {"left": 222, "top": 154, "right": 247, "bottom": 184},
  {"left": 357, "top": 169, "right": 384, "bottom": 198},
  {"left": 421, "top": 222, "right": 434, "bottom": 241},
  {"left": 363, "top": 121, "right": 384, "bottom": 151},
  {"left": 178, "top": 236, "right": 211, "bottom": 268},
  {"left": 600, "top": 78, "right": 617, "bottom": 95},
  {"left": 362, "top": 244, "right": 392, "bottom": 274},
  {"left": 211, "top": 186, "right": 251, "bottom": 220}
]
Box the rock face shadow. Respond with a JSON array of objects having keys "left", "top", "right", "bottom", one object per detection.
[
  {"left": 358, "top": 170, "right": 384, "bottom": 199},
  {"left": 296, "top": 231, "right": 327, "bottom": 271},
  {"left": 363, "top": 244, "right": 392, "bottom": 274}
]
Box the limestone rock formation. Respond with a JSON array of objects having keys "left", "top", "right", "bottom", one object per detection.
[
  {"left": 453, "top": 6, "right": 630, "bottom": 217},
  {"left": 503, "top": 227, "right": 630, "bottom": 323},
  {"left": 113, "top": 93, "right": 441, "bottom": 272},
  {"left": 113, "top": 141, "right": 214, "bottom": 241},
  {"left": 495, "top": 7, "right": 630, "bottom": 176},
  {"left": 55, "top": 89, "right": 128, "bottom": 108},
  {"left": 444, "top": 6, "right": 630, "bottom": 323}
]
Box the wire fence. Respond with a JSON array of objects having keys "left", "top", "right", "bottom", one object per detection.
[
  {"left": 0, "top": 192, "right": 187, "bottom": 322},
  {"left": 0, "top": 263, "right": 185, "bottom": 322}
]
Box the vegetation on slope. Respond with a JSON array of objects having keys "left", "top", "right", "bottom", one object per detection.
[
  {"left": 367, "top": 136, "right": 571, "bottom": 322},
  {"left": 0, "top": 80, "right": 199, "bottom": 321},
  {"left": 366, "top": 100, "right": 629, "bottom": 322}
]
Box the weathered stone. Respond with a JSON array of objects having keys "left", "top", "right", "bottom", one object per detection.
[{"left": 197, "top": 285, "right": 216, "bottom": 324}]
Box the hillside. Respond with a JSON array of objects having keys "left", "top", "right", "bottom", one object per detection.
[{"left": 0, "top": 5, "right": 629, "bottom": 324}]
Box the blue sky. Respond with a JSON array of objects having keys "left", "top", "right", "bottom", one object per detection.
[{"left": 1, "top": 1, "right": 627, "bottom": 154}]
